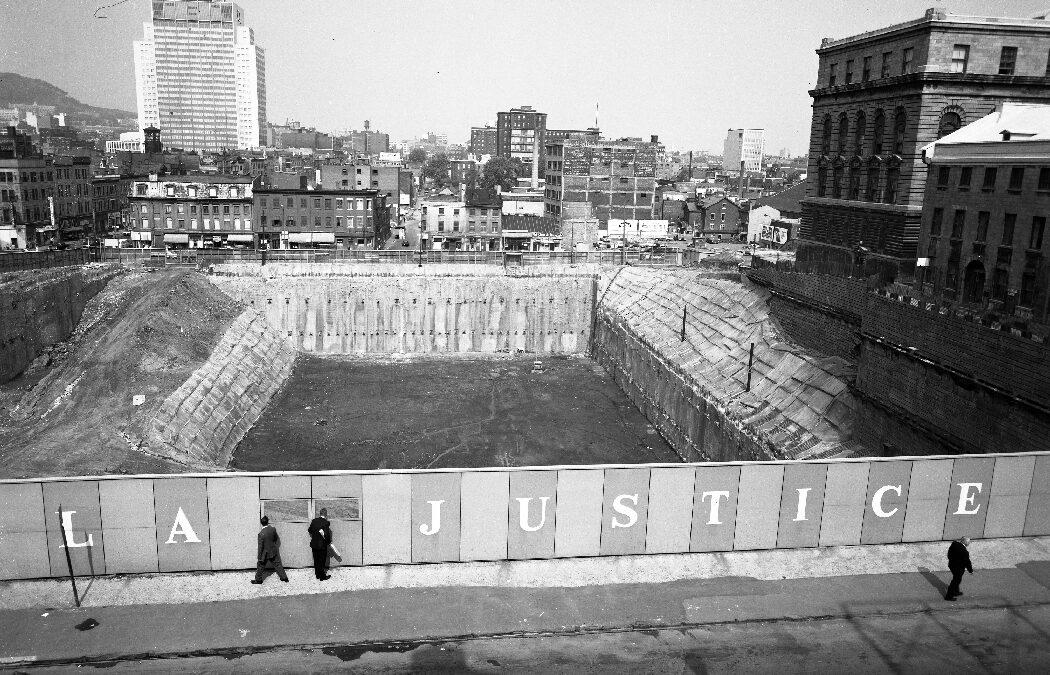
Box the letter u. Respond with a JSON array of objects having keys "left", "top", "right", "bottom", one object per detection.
[{"left": 517, "top": 497, "right": 549, "bottom": 532}]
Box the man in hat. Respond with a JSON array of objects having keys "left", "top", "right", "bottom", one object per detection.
[
  {"left": 308, "top": 508, "right": 333, "bottom": 581},
  {"left": 251, "top": 516, "right": 289, "bottom": 584},
  {"left": 945, "top": 536, "right": 973, "bottom": 601}
]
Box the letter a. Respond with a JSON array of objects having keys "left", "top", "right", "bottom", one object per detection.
[
  {"left": 59, "top": 510, "right": 93, "bottom": 548},
  {"left": 611, "top": 494, "right": 639, "bottom": 529},
  {"left": 419, "top": 500, "right": 445, "bottom": 536},
  {"left": 165, "top": 507, "right": 202, "bottom": 544},
  {"left": 517, "top": 497, "right": 549, "bottom": 532}
]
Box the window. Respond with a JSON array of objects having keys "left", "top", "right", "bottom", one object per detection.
[
  {"left": 854, "top": 111, "right": 866, "bottom": 153},
  {"left": 862, "top": 56, "right": 872, "bottom": 82},
  {"left": 931, "top": 207, "right": 944, "bottom": 236},
  {"left": 1039, "top": 167, "right": 1050, "bottom": 190},
  {"left": 959, "top": 166, "right": 972, "bottom": 189},
  {"left": 164, "top": 204, "right": 172, "bottom": 214},
  {"left": 951, "top": 45, "right": 970, "bottom": 73},
  {"left": 223, "top": 205, "right": 230, "bottom": 215},
  {"left": 884, "top": 166, "right": 899, "bottom": 203},
  {"left": 818, "top": 166, "right": 828, "bottom": 197},
  {"left": 998, "top": 46, "right": 1017, "bottom": 75},
  {"left": 324, "top": 199, "right": 332, "bottom": 209},
  {"left": 845, "top": 60, "right": 854, "bottom": 84},
  {"left": 838, "top": 113, "right": 849, "bottom": 153},
  {"left": 893, "top": 110, "right": 907, "bottom": 155},
  {"left": 336, "top": 198, "right": 343, "bottom": 209},
  {"left": 938, "top": 112, "right": 962, "bottom": 139},
  {"left": 336, "top": 217, "right": 343, "bottom": 228},
  {"left": 1031, "top": 216, "right": 1046, "bottom": 250},
  {"left": 951, "top": 210, "right": 966, "bottom": 239},
  {"left": 1009, "top": 167, "right": 1024, "bottom": 192},
  {"left": 272, "top": 197, "right": 280, "bottom": 208},
  {"left": 848, "top": 163, "right": 861, "bottom": 200},
  {"left": 325, "top": 217, "right": 332, "bottom": 228},
  {"left": 1003, "top": 213, "right": 1017, "bottom": 245},
  {"left": 136, "top": 184, "right": 146, "bottom": 196},
  {"left": 937, "top": 166, "right": 951, "bottom": 187},
  {"left": 832, "top": 163, "right": 844, "bottom": 198},
  {"left": 881, "top": 51, "right": 892, "bottom": 77},
  {"left": 901, "top": 47, "right": 913, "bottom": 74},
  {"left": 314, "top": 198, "right": 321, "bottom": 208},
  {"left": 301, "top": 198, "right": 307, "bottom": 208},
  {"left": 992, "top": 267, "right": 1009, "bottom": 301},
  {"left": 165, "top": 185, "right": 175, "bottom": 197},
  {"left": 314, "top": 217, "right": 321, "bottom": 228},
  {"left": 829, "top": 63, "right": 838, "bottom": 86},
  {"left": 872, "top": 111, "right": 885, "bottom": 154},
  {"left": 286, "top": 197, "right": 293, "bottom": 207},
  {"left": 982, "top": 167, "right": 997, "bottom": 190},
  {"left": 821, "top": 116, "right": 833, "bottom": 155},
  {"left": 230, "top": 188, "right": 239, "bottom": 199},
  {"left": 208, "top": 187, "right": 217, "bottom": 197}
]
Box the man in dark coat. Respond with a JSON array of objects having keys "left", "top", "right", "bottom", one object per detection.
[
  {"left": 252, "top": 516, "right": 289, "bottom": 584},
  {"left": 307, "top": 508, "right": 333, "bottom": 581},
  {"left": 945, "top": 536, "right": 973, "bottom": 600}
]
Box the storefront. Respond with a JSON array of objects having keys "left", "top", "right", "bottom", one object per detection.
[
  {"left": 130, "top": 231, "right": 152, "bottom": 249},
  {"left": 226, "top": 233, "right": 256, "bottom": 248},
  {"left": 285, "top": 232, "right": 336, "bottom": 249},
  {"left": 163, "top": 233, "right": 190, "bottom": 249}
]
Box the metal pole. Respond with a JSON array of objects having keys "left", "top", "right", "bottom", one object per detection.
[
  {"left": 745, "top": 342, "right": 755, "bottom": 392},
  {"left": 681, "top": 306, "right": 687, "bottom": 341},
  {"left": 57, "top": 504, "right": 80, "bottom": 607}
]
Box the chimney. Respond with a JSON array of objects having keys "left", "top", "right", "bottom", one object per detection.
[{"left": 651, "top": 135, "right": 659, "bottom": 144}]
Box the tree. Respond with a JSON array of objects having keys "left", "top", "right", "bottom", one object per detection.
[
  {"left": 423, "top": 153, "right": 451, "bottom": 189},
  {"left": 408, "top": 148, "right": 427, "bottom": 163},
  {"left": 479, "top": 157, "right": 525, "bottom": 191}
]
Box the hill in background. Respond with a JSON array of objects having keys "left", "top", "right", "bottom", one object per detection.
[{"left": 0, "top": 72, "right": 135, "bottom": 126}]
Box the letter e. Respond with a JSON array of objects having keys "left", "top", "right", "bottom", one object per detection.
[{"left": 953, "top": 483, "right": 983, "bottom": 515}]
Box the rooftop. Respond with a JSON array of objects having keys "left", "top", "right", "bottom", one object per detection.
[{"left": 922, "top": 102, "right": 1050, "bottom": 162}]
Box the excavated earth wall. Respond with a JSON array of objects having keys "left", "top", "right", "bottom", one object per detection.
[
  {"left": 593, "top": 268, "right": 860, "bottom": 462},
  {"left": 0, "top": 265, "right": 122, "bottom": 384},
  {"left": 209, "top": 264, "right": 597, "bottom": 355},
  {"left": 148, "top": 307, "right": 296, "bottom": 468}
]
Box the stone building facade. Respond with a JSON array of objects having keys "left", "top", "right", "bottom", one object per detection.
[
  {"left": 799, "top": 8, "right": 1050, "bottom": 280},
  {"left": 129, "top": 175, "right": 256, "bottom": 248},
  {"left": 254, "top": 188, "right": 380, "bottom": 249}
]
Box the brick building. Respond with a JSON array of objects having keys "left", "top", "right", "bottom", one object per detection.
[
  {"left": 496, "top": 106, "right": 546, "bottom": 186},
  {"left": 469, "top": 125, "right": 496, "bottom": 156},
  {"left": 691, "top": 195, "right": 741, "bottom": 242},
  {"left": 917, "top": 102, "right": 1050, "bottom": 323},
  {"left": 129, "top": 175, "right": 255, "bottom": 249},
  {"left": 799, "top": 8, "right": 1050, "bottom": 281},
  {"left": 91, "top": 174, "right": 133, "bottom": 237},
  {"left": 254, "top": 187, "right": 381, "bottom": 249},
  {"left": 544, "top": 134, "right": 660, "bottom": 225}
]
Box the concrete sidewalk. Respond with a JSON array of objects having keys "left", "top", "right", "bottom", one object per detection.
[{"left": 1, "top": 538, "right": 1049, "bottom": 667}]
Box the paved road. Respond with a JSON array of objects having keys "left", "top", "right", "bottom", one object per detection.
[
  {"left": 26, "top": 605, "right": 1050, "bottom": 673},
  {"left": 4, "top": 562, "right": 1050, "bottom": 671}
]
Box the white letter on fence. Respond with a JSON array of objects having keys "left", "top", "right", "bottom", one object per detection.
[
  {"left": 872, "top": 485, "right": 902, "bottom": 518},
  {"left": 517, "top": 497, "right": 549, "bottom": 532},
  {"left": 419, "top": 500, "right": 444, "bottom": 536},
  {"left": 953, "top": 483, "right": 983, "bottom": 515},
  {"left": 165, "top": 507, "right": 202, "bottom": 544},
  {"left": 793, "top": 488, "right": 812, "bottom": 522},
  {"left": 702, "top": 491, "right": 730, "bottom": 525},
  {"left": 611, "top": 494, "right": 639, "bottom": 529},
  {"left": 59, "top": 510, "right": 93, "bottom": 548}
]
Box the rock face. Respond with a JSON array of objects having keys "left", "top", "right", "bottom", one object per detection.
[
  {"left": 148, "top": 307, "right": 296, "bottom": 468},
  {"left": 593, "top": 268, "right": 858, "bottom": 462},
  {"left": 0, "top": 265, "right": 121, "bottom": 384}
]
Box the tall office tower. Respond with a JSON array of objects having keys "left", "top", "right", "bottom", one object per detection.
[
  {"left": 134, "top": 0, "right": 266, "bottom": 153},
  {"left": 469, "top": 125, "right": 497, "bottom": 156},
  {"left": 496, "top": 106, "right": 547, "bottom": 186},
  {"left": 799, "top": 7, "right": 1050, "bottom": 280},
  {"left": 723, "top": 129, "right": 765, "bottom": 174}
]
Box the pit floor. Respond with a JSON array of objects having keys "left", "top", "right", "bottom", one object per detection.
[{"left": 232, "top": 354, "right": 681, "bottom": 471}]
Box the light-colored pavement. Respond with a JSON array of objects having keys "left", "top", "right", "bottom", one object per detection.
[{"left": 0, "top": 538, "right": 1048, "bottom": 668}]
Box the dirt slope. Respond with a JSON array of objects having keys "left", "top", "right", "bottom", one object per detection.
[{"left": 0, "top": 269, "right": 243, "bottom": 478}]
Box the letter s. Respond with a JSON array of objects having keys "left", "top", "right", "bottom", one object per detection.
[{"left": 611, "top": 494, "right": 639, "bottom": 529}]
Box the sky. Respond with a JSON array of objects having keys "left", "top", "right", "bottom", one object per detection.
[{"left": 3, "top": 0, "right": 1049, "bottom": 155}]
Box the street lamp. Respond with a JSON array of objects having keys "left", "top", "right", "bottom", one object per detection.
[{"left": 621, "top": 219, "right": 629, "bottom": 265}]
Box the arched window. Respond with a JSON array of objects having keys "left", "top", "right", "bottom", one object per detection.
[
  {"left": 872, "top": 110, "right": 886, "bottom": 155},
  {"left": 893, "top": 109, "right": 907, "bottom": 155},
  {"left": 832, "top": 160, "right": 844, "bottom": 199},
  {"left": 938, "top": 111, "right": 962, "bottom": 139},
  {"left": 854, "top": 111, "right": 866, "bottom": 155},
  {"left": 818, "top": 165, "right": 828, "bottom": 197},
  {"left": 848, "top": 159, "right": 862, "bottom": 200},
  {"left": 821, "top": 115, "right": 833, "bottom": 156},
  {"left": 838, "top": 113, "right": 850, "bottom": 154},
  {"left": 866, "top": 159, "right": 881, "bottom": 201},
  {"left": 884, "top": 161, "right": 901, "bottom": 204}
]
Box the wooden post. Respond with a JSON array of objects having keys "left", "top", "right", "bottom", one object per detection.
[
  {"left": 57, "top": 504, "right": 81, "bottom": 608},
  {"left": 681, "top": 306, "right": 687, "bottom": 341},
  {"left": 745, "top": 342, "right": 755, "bottom": 392}
]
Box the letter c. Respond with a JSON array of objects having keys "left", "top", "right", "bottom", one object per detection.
[{"left": 872, "top": 485, "right": 902, "bottom": 518}]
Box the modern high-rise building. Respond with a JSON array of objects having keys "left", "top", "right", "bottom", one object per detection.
[
  {"left": 469, "top": 125, "right": 497, "bottom": 156},
  {"left": 134, "top": 0, "right": 266, "bottom": 153},
  {"left": 723, "top": 129, "right": 765, "bottom": 174},
  {"left": 798, "top": 7, "right": 1050, "bottom": 280}
]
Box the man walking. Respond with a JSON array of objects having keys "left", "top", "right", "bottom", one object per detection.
[
  {"left": 252, "top": 516, "right": 289, "bottom": 584},
  {"left": 945, "top": 536, "right": 973, "bottom": 601},
  {"left": 308, "top": 508, "right": 333, "bottom": 581}
]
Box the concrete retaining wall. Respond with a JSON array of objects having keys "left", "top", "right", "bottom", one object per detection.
[
  {"left": 1, "top": 451, "right": 1046, "bottom": 580},
  {"left": 148, "top": 307, "right": 296, "bottom": 468},
  {"left": 210, "top": 270, "right": 596, "bottom": 355},
  {"left": 0, "top": 265, "right": 121, "bottom": 384},
  {"left": 593, "top": 269, "right": 859, "bottom": 462}
]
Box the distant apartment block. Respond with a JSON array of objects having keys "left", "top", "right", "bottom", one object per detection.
[
  {"left": 134, "top": 0, "right": 266, "bottom": 152},
  {"left": 469, "top": 126, "right": 497, "bottom": 156},
  {"left": 497, "top": 106, "right": 547, "bottom": 185},
  {"left": 724, "top": 129, "right": 765, "bottom": 174},
  {"left": 544, "top": 133, "right": 660, "bottom": 224}
]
